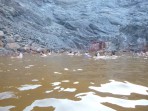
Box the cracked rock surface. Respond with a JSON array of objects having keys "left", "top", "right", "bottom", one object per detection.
[{"left": 0, "top": 0, "right": 147, "bottom": 52}]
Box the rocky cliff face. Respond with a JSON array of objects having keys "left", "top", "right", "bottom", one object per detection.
[{"left": 0, "top": 0, "right": 147, "bottom": 53}]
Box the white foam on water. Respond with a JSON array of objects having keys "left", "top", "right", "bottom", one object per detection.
[
  {"left": 51, "top": 82, "right": 61, "bottom": 86},
  {"left": 41, "top": 54, "right": 47, "bottom": 57},
  {"left": 17, "top": 84, "right": 42, "bottom": 91},
  {"left": 59, "top": 88, "right": 64, "bottom": 91},
  {"left": 90, "top": 82, "right": 95, "bottom": 85},
  {"left": 23, "top": 91, "right": 148, "bottom": 111},
  {"left": 62, "top": 88, "right": 77, "bottom": 92},
  {"left": 89, "top": 80, "right": 148, "bottom": 96},
  {"left": 45, "top": 90, "right": 53, "bottom": 93},
  {"left": 25, "top": 65, "right": 34, "bottom": 69},
  {"left": 23, "top": 92, "right": 115, "bottom": 111},
  {"left": 54, "top": 86, "right": 61, "bottom": 90},
  {"left": 77, "top": 69, "right": 83, "bottom": 71},
  {"left": 76, "top": 92, "right": 148, "bottom": 108},
  {"left": 73, "top": 82, "right": 79, "bottom": 84},
  {"left": 104, "top": 97, "right": 148, "bottom": 108},
  {"left": 0, "top": 106, "right": 15, "bottom": 111},
  {"left": 62, "top": 80, "right": 70, "bottom": 83},
  {"left": 0, "top": 92, "right": 16, "bottom": 100},
  {"left": 32, "top": 79, "right": 39, "bottom": 82},
  {"left": 64, "top": 68, "right": 69, "bottom": 71},
  {"left": 54, "top": 72, "right": 62, "bottom": 74},
  {"left": 94, "top": 56, "right": 118, "bottom": 60}
]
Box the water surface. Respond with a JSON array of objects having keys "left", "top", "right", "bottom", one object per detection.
[{"left": 0, "top": 54, "right": 148, "bottom": 111}]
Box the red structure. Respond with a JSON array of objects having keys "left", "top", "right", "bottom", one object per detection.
[{"left": 89, "top": 41, "right": 106, "bottom": 51}]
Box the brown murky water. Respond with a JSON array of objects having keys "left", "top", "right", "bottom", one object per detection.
[{"left": 0, "top": 54, "right": 148, "bottom": 111}]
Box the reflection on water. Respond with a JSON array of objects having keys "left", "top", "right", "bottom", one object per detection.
[
  {"left": 60, "top": 88, "right": 77, "bottom": 92},
  {"left": 0, "top": 54, "right": 148, "bottom": 111},
  {"left": 24, "top": 92, "right": 116, "bottom": 111},
  {"left": 89, "top": 80, "right": 148, "bottom": 96},
  {"left": 51, "top": 82, "right": 61, "bottom": 86},
  {"left": 0, "top": 92, "right": 16, "bottom": 100},
  {"left": 62, "top": 80, "right": 70, "bottom": 83},
  {"left": 73, "top": 82, "right": 79, "bottom": 84},
  {"left": 31, "top": 79, "right": 39, "bottom": 82},
  {"left": 17, "top": 84, "right": 42, "bottom": 91},
  {"left": 24, "top": 92, "right": 148, "bottom": 111},
  {"left": 0, "top": 106, "right": 15, "bottom": 111}
]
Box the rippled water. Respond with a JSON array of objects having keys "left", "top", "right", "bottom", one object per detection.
[{"left": 0, "top": 54, "right": 148, "bottom": 111}]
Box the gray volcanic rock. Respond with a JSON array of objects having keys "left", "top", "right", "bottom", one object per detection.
[
  {"left": 0, "top": 40, "right": 3, "bottom": 47},
  {"left": 0, "top": 0, "right": 147, "bottom": 51}
]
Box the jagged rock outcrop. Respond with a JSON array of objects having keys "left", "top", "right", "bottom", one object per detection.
[{"left": 0, "top": 0, "right": 147, "bottom": 53}]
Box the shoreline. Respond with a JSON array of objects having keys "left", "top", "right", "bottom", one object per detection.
[{"left": 0, "top": 49, "right": 148, "bottom": 59}]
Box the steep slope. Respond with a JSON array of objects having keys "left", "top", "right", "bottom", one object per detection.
[{"left": 0, "top": 0, "right": 147, "bottom": 53}]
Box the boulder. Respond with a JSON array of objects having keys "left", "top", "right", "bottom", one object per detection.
[
  {"left": 0, "top": 40, "right": 4, "bottom": 47},
  {"left": 0, "top": 0, "right": 148, "bottom": 51},
  {"left": 6, "top": 37, "right": 15, "bottom": 43},
  {"left": 30, "top": 43, "right": 42, "bottom": 51},
  {"left": 6, "top": 43, "right": 20, "bottom": 49},
  {"left": 14, "top": 34, "right": 22, "bottom": 42},
  {"left": 23, "top": 45, "right": 31, "bottom": 53},
  {"left": 0, "top": 31, "right": 4, "bottom": 39},
  {"left": 23, "top": 45, "right": 31, "bottom": 50},
  {"left": 0, "top": 48, "right": 15, "bottom": 56},
  {"left": 17, "top": 48, "right": 26, "bottom": 52}
]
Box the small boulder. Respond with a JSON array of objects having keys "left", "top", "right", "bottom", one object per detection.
[
  {"left": 0, "top": 40, "right": 3, "bottom": 47},
  {"left": 0, "top": 48, "right": 15, "bottom": 56},
  {"left": 23, "top": 45, "right": 31, "bottom": 52},
  {"left": 17, "top": 48, "right": 26, "bottom": 52},
  {"left": 31, "top": 43, "right": 41, "bottom": 51},
  {"left": 0, "top": 31, "right": 4, "bottom": 39},
  {"left": 6, "top": 37, "right": 15, "bottom": 43},
  {"left": 36, "top": 48, "right": 46, "bottom": 53},
  {"left": 6, "top": 43, "right": 21, "bottom": 49},
  {"left": 14, "top": 34, "right": 22, "bottom": 42},
  {"left": 24, "top": 45, "right": 31, "bottom": 50}
]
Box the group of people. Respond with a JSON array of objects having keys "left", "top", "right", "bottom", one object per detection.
[{"left": 10, "top": 48, "right": 148, "bottom": 59}]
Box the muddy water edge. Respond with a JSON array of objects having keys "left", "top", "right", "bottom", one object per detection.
[{"left": 0, "top": 54, "right": 148, "bottom": 111}]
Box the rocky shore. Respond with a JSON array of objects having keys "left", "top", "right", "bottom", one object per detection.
[
  {"left": 0, "top": 30, "right": 54, "bottom": 56},
  {"left": 0, "top": 0, "right": 148, "bottom": 56}
]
